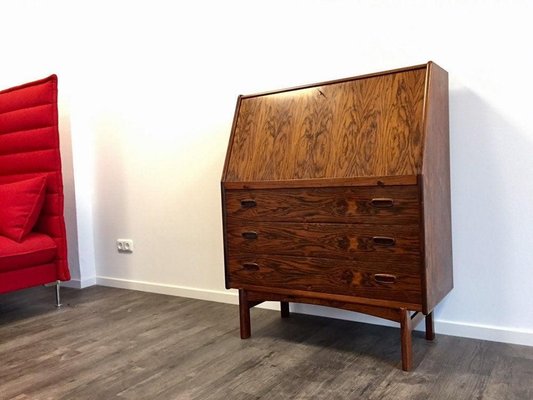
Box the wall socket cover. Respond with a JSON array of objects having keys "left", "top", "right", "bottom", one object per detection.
[{"left": 117, "top": 239, "right": 134, "bottom": 252}]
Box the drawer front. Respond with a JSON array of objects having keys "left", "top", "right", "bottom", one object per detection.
[
  {"left": 224, "top": 186, "right": 420, "bottom": 224},
  {"left": 227, "top": 254, "right": 422, "bottom": 304},
  {"left": 226, "top": 222, "right": 421, "bottom": 261}
]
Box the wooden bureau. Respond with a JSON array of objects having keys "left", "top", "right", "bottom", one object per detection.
[{"left": 221, "top": 62, "right": 452, "bottom": 370}]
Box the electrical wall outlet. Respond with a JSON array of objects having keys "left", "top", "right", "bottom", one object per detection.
[{"left": 117, "top": 239, "right": 134, "bottom": 253}]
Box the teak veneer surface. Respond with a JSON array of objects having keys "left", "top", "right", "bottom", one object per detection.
[
  {"left": 226, "top": 221, "right": 421, "bottom": 259},
  {"left": 224, "top": 186, "right": 420, "bottom": 224},
  {"left": 227, "top": 253, "right": 422, "bottom": 304},
  {"left": 224, "top": 67, "right": 426, "bottom": 182}
]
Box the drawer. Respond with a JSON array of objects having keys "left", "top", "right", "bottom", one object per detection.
[
  {"left": 226, "top": 222, "right": 421, "bottom": 261},
  {"left": 227, "top": 254, "right": 422, "bottom": 304},
  {"left": 224, "top": 186, "right": 420, "bottom": 224}
]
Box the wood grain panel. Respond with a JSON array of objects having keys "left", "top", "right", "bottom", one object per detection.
[
  {"left": 226, "top": 222, "right": 421, "bottom": 260},
  {"left": 245, "top": 289, "right": 404, "bottom": 322},
  {"left": 225, "top": 186, "right": 420, "bottom": 224},
  {"left": 224, "top": 68, "right": 426, "bottom": 182},
  {"left": 228, "top": 254, "right": 422, "bottom": 304},
  {"left": 223, "top": 175, "right": 417, "bottom": 189}
]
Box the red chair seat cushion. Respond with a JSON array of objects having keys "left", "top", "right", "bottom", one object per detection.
[
  {"left": 0, "top": 233, "right": 57, "bottom": 272},
  {"left": 0, "top": 176, "right": 47, "bottom": 242}
]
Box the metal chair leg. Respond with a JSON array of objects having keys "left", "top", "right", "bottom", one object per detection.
[{"left": 55, "top": 280, "right": 62, "bottom": 308}]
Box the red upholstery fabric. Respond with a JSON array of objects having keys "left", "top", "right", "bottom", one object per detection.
[
  {"left": 0, "top": 233, "right": 57, "bottom": 272},
  {"left": 0, "top": 264, "right": 57, "bottom": 294},
  {"left": 0, "top": 75, "right": 70, "bottom": 293},
  {"left": 0, "top": 176, "right": 47, "bottom": 241}
]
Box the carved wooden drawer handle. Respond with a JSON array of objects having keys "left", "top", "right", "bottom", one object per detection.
[
  {"left": 241, "top": 231, "right": 258, "bottom": 240},
  {"left": 374, "top": 274, "right": 397, "bottom": 284},
  {"left": 242, "top": 262, "right": 259, "bottom": 271},
  {"left": 372, "top": 236, "right": 396, "bottom": 246},
  {"left": 370, "top": 198, "right": 394, "bottom": 208},
  {"left": 240, "top": 199, "right": 257, "bottom": 208}
]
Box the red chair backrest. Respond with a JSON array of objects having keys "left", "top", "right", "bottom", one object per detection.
[{"left": 0, "top": 75, "right": 70, "bottom": 281}]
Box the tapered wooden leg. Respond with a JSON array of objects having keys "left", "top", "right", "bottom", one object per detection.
[
  {"left": 425, "top": 312, "right": 435, "bottom": 340},
  {"left": 280, "top": 301, "right": 290, "bottom": 318},
  {"left": 238, "top": 289, "right": 251, "bottom": 339},
  {"left": 400, "top": 308, "right": 413, "bottom": 371}
]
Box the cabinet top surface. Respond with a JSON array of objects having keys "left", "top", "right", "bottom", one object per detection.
[{"left": 223, "top": 62, "right": 445, "bottom": 183}]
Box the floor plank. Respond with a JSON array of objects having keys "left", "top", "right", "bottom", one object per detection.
[{"left": 1, "top": 286, "right": 532, "bottom": 399}]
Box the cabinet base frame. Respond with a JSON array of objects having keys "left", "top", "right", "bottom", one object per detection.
[{"left": 237, "top": 288, "right": 434, "bottom": 371}]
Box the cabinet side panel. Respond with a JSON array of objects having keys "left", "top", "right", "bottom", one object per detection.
[
  {"left": 422, "top": 62, "right": 453, "bottom": 312},
  {"left": 222, "top": 97, "right": 244, "bottom": 287},
  {"left": 221, "top": 185, "right": 231, "bottom": 289}
]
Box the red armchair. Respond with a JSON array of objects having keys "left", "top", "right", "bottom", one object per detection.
[{"left": 0, "top": 75, "right": 70, "bottom": 305}]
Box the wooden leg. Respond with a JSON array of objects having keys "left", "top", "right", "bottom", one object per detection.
[
  {"left": 400, "top": 308, "right": 413, "bottom": 371},
  {"left": 238, "top": 289, "right": 251, "bottom": 339},
  {"left": 280, "top": 301, "right": 290, "bottom": 318},
  {"left": 425, "top": 312, "right": 435, "bottom": 340}
]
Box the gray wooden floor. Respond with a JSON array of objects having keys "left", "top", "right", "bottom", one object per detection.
[{"left": 1, "top": 286, "right": 532, "bottom": 399}]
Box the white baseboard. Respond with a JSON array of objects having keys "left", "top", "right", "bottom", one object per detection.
[
  {"left": 435, "top": 319, "right": 533, "bottom": 347},
  {"left": 95, "top": 276, "right": 533, "bottom": 348},
  {"left": 96, "top": 276, "right": 238, "bottom": 305}
]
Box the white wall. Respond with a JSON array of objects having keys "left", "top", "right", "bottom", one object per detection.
[
  {"left": 1, "top": 0, "right": 532, "bottom": 346},
  {"left": 0, "top": 15, "right": 84, "bottom": 285}
]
